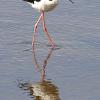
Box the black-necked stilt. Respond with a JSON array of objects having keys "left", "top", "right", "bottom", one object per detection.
[{"left": 23, "top": 0, "right": 74, "bottom": 48}]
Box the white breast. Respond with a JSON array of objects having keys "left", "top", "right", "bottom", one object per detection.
[{"left": 30, "top": 0, "right": 59, "bottom": 12}]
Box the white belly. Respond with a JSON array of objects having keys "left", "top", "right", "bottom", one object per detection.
[{"left": 30, "top": 0, "right": 59, "bottom": 12}]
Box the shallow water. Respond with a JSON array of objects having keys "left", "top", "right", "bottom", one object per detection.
[{"left": 0, "top": 0, "right": 100, "bottom": 100}]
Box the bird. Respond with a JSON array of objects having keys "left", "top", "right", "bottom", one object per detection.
[{"left": 22, "top": 0, "right": 74, "bottom": 48}]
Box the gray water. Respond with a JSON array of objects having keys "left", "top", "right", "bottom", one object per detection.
[{"left": 0, "top": 0, "right": 100, "bottom": 100}]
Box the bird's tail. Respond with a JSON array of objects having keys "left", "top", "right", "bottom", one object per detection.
[{"left": 22, "top": 0, "right": 34, "bottom": 3}]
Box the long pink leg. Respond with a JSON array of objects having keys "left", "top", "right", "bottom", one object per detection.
[
  {"left": 42, "top": 11, "right": 56, "bottom": 48},
  {"left": 32, "top": 13, "right": 43, "bottom": 47}
]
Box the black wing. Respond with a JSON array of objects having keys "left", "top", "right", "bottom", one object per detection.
[{"left": 23, "top": 0, "right": 41, "bottom": 4}]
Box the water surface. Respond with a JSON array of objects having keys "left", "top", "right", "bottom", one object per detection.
[{"left": 0, "top": 0, "right": 100, "bottom": 100}]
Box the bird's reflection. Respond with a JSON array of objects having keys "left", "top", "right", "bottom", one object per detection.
[
  {"left": 18, "top": 48, "right": 60, "bottom": 100},
  {"left": 32, "top": 48, "right": 54, "bottom": 81}
]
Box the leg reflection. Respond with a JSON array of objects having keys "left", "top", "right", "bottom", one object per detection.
[
  {"left": 32, "top": 48, "right": 54, "bottom": 81},
  {"left": 18, "top": 48, "right": 60, "bottom": 100}
]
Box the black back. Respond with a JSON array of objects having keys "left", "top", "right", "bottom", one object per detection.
[{"left": 23, "top": 0, "right": 41, "bottom": 4}]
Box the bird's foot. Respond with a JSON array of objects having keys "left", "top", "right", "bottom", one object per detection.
[
  {"left": 47, "top": 43, "right": 61, "bottom": 50},
  {"left": 46, "top": 43, "right": 56, "bottom": 49},
  {"left": 51, "top": 44, "right": 56, "bottom": 49}
]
